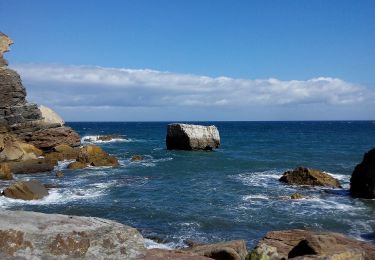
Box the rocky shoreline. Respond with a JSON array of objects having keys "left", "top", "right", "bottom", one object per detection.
[{"left": 1, "top": 32, "right": 375, "bottom": 259}]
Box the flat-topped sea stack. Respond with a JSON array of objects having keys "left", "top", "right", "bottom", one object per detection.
[
  {"left": 166, "top": 123, "right": 220, "bottom": 151},
  {"left": 350, "top": 148, "right": 375, "bottom": 199},
  {"left": 0, "top": 32, "right": 80, "bottom": 150}
]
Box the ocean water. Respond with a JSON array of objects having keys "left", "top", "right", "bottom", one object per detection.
[{"left": 1, "top": 121, "right": 375, "bottom": 248}]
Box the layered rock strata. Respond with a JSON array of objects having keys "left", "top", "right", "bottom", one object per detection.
[
  {"left": 166, "top": 123, "right": 220, "bottom": 151},
  {"left": 0, "top": 32, "right": 80, "bottom": 150}
]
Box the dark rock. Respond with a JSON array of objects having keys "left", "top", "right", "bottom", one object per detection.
[
  {"left": 8, "top": 158, "right": 56, "bottom": 174},
  {"left": 250, "top": 229, "right": 375, "bottom": 260},
  {"left": 185, "top": 240, "right": 248, "bottom": 260},
  {"left": 166, "top": 123, "right": 220, "bottom": 151},
  {"left": 0, "top": 210, "right": 146, "bottom": 259},
  {"left": 2, "top": 180, "right": 48, "bottom": 200},
  {"left": 350, "top": 148, "right": 375, "bottom": 199},
  {"left": 279, "top": 167, "right": 341, "bottom": 188},
  {"left": 97, "top": 135, "right": 127, "bottom": 141}
]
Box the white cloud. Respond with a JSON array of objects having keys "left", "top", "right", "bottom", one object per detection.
[{"left": 11, "top": 64, "right": 372, "bottom": 110}]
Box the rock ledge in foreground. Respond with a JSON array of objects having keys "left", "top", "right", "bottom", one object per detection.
[
  {"left": 0, "top": 210, "right": 146, "bottom": 259},
  {"left": 166, "top": 123, "right": 220, "bottom": 151}
]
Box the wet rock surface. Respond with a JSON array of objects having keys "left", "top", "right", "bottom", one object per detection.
[
  {"left": 250, "top": 229, "right": 375, "bottom": 260},
  {"left": 8, "top": 158, "right": 56, "bottom": 174},
  {"left": 166, "top": 123, "right": 220, "bottom": 151},
  {"left": 0, "top": 210, "right": 146, "bottom": 259},
  {"left": 68, "top": 145, "right": 119, "bottom": 168},
  {"left": 350, "top": 148, "right": 375, "bottom": 199},
  {"left": 279, "top": 167, "right": 341, "bottom": 188}
]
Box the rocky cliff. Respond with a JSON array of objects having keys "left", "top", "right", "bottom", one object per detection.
[{"left": 0, "top": 32, "right": 80, "bottom": 150}]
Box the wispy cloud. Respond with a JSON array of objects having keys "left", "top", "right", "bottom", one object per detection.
[{"left": 12, "top": 64, "right": 372, "bottom": 111}]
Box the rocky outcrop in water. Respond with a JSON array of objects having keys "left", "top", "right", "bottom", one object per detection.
[
  {"left": 250, "top": 229, "right": 375, "bottom": 260},
  {"left": 0, "top": 32, "right": 80, "bottom": 150},
  {"left": 350, "top": 148, "right": 375, "bottom": 199},
  {"left": 279, "top": 167, "right": 341, "bottom": 188},
  {"left": 2, "top": 180, "right": 49, "bottom": 200},
  {"left": 166, "top": 123, "right": 220, "bottom": 150},
  {"left": 0, "top": 210, "right": 146, "bottom": 259},
  {"left": 67, "top": 145, "right": 119, "bottom": 169}
]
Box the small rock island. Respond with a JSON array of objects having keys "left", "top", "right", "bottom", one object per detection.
[{"left": 166, "top": 123, "right": 220, "bottom": 151}]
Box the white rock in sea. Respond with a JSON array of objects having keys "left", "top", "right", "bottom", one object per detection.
[
  {"left": 166, "top": 123, "right": 220, "bottom": 150},
  {"left": 0, "top": 210, "right": 146, "bottom": 259}
]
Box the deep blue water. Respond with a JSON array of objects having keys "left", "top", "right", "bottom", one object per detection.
[{"left": 1, "top": 121, "right": 375, "bottom": 248}]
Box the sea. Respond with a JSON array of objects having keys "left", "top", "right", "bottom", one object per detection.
[{"left": 1, "top": 121, "right": 375, "bottom": 249}]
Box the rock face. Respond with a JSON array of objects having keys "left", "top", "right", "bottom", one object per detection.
[
  {"left": 0, "top": 163, "right": 12, "bottom": 180},
  {"left": 0, "top": 31, "right": 80, "bottom": 150},
  {"left": 8, "top": 158, "right": 56, "bottom": 174},
  {"left": 166, "top": 124, "right": 220, "bottom": 151},
  {"left": 250, "top": 229, "right": 375, "bottom": 260},
  {"left": 145, "top": 249, "right": 212, "bottom": 260},
  {"left": 0, "top": 210, "right": 146, "bottom": 259},
  {"left": 350, "top": 148, "right": 375, "bottom": 199},
  {"left": 279, "top": 167, "right": 341, "bottom": 188},
  {"left": 2, "top": 180, "right": 49, "bottom": 200}
]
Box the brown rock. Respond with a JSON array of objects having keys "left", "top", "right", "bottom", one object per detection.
[
  {"left": 2, "top": 180, "right": 49, "bottom": 200},
  {"left": 291, "top": 193, "right": 303, "bottom": 199},
  {"left": 76, "top": 145, "right": 119, "bottom": 167},
  {"left": 0, "top": 134, "right": 37, "bottom": 162},
  {"left": 145, "top": 249, "right": 212, "bottom": 260},
  {"left": 55, "top": 171, "right": 64, "bottom": 178},
  {"left": 131, "top": 155, "right": 144, "bottom": 161},
  {"left": 45, "top": 144, "right": 79, "bottom": 162},
  {"left": 8, "top": 158, "right": 56, "bottom": 174},
  {"left": 250, "top": 229, "right": 375, "bottom": 260},
  {"left": 0, "top": 32, "right": 13, "bottom": 67},
  {"left": 23, "top": 126, "right": 81, "bottom": 150},
  {"left": 350, "top": 148, "right": 375, "bottom": 199},
  {"left": 0, "top": 163, "right": 12, "bottom": 180},
  {"left": 67, "top": 161, "right": 87, "bottom": 170},
  {"left": 279, "top": 167, "right": 341, "bottom": 188},
  {"left": 96, "top": 135, "right": 127, "bottom": 141},
  {"left": 186, "top": 240, "right": 248, "bottom": 260}
]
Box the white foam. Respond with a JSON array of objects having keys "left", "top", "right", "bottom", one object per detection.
[
  {"left": 54, "top": 159, "right": 76, "bottom": 171},
  {"left": 81, "top": 135, "right": 130, "bottom": 144},
  {"left": 144, "top": 239, "right": 174, "bottom": 250},
  {"left": 242, "top": 195, "right": 269, "bottom": 201},
  {"left": 231, "top": 170, "right": 282, "bottom": 187}
]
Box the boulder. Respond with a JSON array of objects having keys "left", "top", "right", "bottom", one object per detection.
[
  {"left": 38, "top": 105, "right": 64, "bottom": 126},
  {"left": 279, "top": 167, "right": 341, "bottom": 188},
  {"left": 8, "top": 158, "right": 56, "bottom": 174},
  {"left": 18, "top": 142, "right": 43, "bottom": 157},
  {"left": 0, "top": 134, "right": 38, "bottom": 162},
  {"left": 249, "top": 229, "right": 375, "bottom": 260},
  {"left": 166, "top": 123, "right": 220, "bottom": 151},
  {"left": 76, "top": 145, "right": 119, "bottom": 167},
  {"left": 22, "top": 126, "right": 81, "bottom": 150},
  {"left": 186, "top": 240, "right": 248, "bottom": 260},
  {"left": 2, "top": 180, "right": 48, "bottom": 200},
  {"left": 131, "top": 155, "right": 144, "bottom": 161},
  {"left": 0, "top": 210, "right": 146, "bottom": 259},
  {"left": 0, "top": 163, "right": 12, "bottom": 180},
  {"left": 45, "top": 144, "right": 79, "bottom": 161},
  {"left": 145, "top": 249, "right": 212, "bottom": 260},
  {"left": 350, "top": 148, "right": 375, "bottom": 199},
  {"left": 0, "top": 32, "right": 13, "bottom": 66}
]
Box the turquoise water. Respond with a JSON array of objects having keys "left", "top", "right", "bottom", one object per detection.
[{"left": 1, "top": 121, "right": 375, "bottom": 248}]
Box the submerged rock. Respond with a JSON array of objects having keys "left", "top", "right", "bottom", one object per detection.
[
  {"left": 0, "top": 163, "right": 12, "bottom": 180},
  {"left": 97, "top": 134, "right": 127, "bottom": 141},
  {"left": 350, "top": 148, "right": 375, "bottom": 199},
  {"left": 131, "top": 155, "right": 144, "bottom": 161},
  {"left": 279, "top": 167, "right": 341, "bottom": 188},
  {"left": 290, "top": 193, "right": 303, "bottom": 199},
  {"left": 55, "top": 171, "right": 64, "bottom": 178},
  {"left": 166, "top": 123, "right": 220, "bottom": 151},
  {"left": 250, "top": 229, "right": 375, "bottom": 260},
  {"left": 0, "top": 210, "right": 146, "bottom": 259},
  {"left": 2, "top": 180, "right": 48, "bottom": 200}
]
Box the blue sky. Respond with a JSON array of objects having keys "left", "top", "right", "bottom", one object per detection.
[{"left": 1, "top": 0, "right": 374, "bottom": 121}]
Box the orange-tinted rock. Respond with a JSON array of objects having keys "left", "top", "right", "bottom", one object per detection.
[
  {"left": 2, "top": 180, "right": 49, "bottom": 200},
  {"left": 0, "top": 163, "right": 12, "bottom": 180}
]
